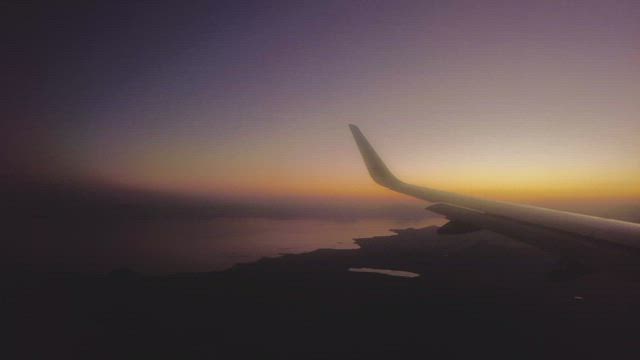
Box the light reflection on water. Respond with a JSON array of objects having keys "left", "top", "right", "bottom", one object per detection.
[
  {"left": 117, "top": 216, "right": 447, "bottom": 274},
  {"left": 348, "top": 267, "right": 420, "bottom": 278}
]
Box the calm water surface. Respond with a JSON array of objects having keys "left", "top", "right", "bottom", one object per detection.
[
  {"left": 11, "top": 216, "right": 445, "bottom": 274},
  {"left": 12, "top": 217, "right": 445, "bottom": 274},
  {"left": 119, "top": 217, "right": 447, "bottom": 274}
]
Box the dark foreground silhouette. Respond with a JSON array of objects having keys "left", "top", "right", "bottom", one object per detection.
[{"left": 6, "top": 226, "right": 640, "bottom": 358}]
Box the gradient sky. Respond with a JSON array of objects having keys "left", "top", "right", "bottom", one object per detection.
[{"left": 7, "top": 1, "right": 640, "bottom": 204}]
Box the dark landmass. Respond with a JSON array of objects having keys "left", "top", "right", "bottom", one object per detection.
[{"left": 5, "top": 226, "right": 640, "bottom": 359}]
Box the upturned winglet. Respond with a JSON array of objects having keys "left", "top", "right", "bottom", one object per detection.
[{"left": 349, "top": 124, "right": 402, "bottom": 188}]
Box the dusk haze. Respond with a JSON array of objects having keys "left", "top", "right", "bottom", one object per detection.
[
  {"left": 7, "top": 1, "right": 639, "bottom": 204},
  {"left": 5, "top": 1, "right": 640, "bottom": 358}
]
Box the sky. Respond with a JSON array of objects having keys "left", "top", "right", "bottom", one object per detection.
[{"left": 5, "top": 1, "right": 640, "bottom": 206}]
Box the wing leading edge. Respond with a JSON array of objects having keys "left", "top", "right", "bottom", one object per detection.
[{"left": 349, "top": 124, "right": 640, "bottom": 266}]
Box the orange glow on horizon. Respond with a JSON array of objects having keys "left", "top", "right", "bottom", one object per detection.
[{"left": 105, "top": 168, "right": 640, "bottom": 205}]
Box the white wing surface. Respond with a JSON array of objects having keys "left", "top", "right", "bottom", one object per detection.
[{"left": 349, "top": 124, "right": 640, "bottom": 269}]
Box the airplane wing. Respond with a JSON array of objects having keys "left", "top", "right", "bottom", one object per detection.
[{"left": 349, "top": 124, "right": 640, "bottom": 269}]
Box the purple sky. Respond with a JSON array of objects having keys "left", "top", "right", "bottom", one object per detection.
[{"left": 6, "top": 1, "right": 640, "bottom": 202}]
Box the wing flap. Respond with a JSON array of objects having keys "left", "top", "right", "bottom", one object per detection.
[{"left": 427, "top": 203, "right": 615, "bottom": 263}]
